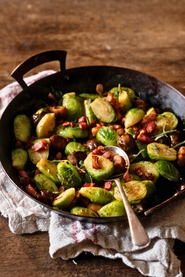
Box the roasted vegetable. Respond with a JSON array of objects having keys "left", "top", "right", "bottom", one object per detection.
[
  {"left": 34, "top": 174, "right": 58, "bottom": 192},
  {"left": 129, "top": 161, "right": 159, "bottom": 183},
  {"left": 36, "top": 158, "right": 60, "bottom": 183},
  {"left": 90, "top": 98, "right": 116, "bottom": 123},
  {"left": 62, "top": 94, "right": 84, "bottom": 121},
  {"left": 98, "top": 200, "right": 126, "bottom": 217},
  {"left": 36, "top": 113, "right": 56, "bottom": 138},
  {"left": 13, "top": 114, "right": 32, "bottom": 143},
  {"left": 56, "top": 123, "right": 90, "bottom": 139},
  {"left": 155, "top": 160, "right": 180, "bottom": 182},
  {"left": 71, "top": 206, "right": 98, "bottom": 217},
  {"left": 65, "top": 141, "right": 89, "bottom": 156},
  {"left": 147, "top": 142, "right": 177, "bottom": 161},
  {"left": 12, "top": 148, "right": 28, "bottom": 170},
  {"left": 79, "top": 187, "right": 113, "bottom": 205},
  {"left": 53, "top": 188, "right": 76, "bottom": 209},
  {"left": 96, "top": 126, "right": 119, "bottom": 146},
  {"left": 124, "top": 108, "right": 145, "bottom": 128}
]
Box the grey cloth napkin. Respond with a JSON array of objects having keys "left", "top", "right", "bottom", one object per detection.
[{"left": 0, "top": 72, "right": 185, "bottom": 277}]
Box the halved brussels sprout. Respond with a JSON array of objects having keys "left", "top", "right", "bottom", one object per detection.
[
  {"left": 109, "top": 86, "right": 136, "bottom": 102},
  {"left": 124, "top": 108, "right": 145, "bottom": 129},
  {"left": 113, "top": 180, "right": 155, "bottom": 204},
  {"left": 136, "top": 140, "right": 149, "bottom": 160},
  {"left": 70, "top": 206, "right": 98, "bottom": 217},
  {"left": 147, "top": 142, "right": 177, "bottom": 161},
  {"left": 118, "top": 90, "right": 132, "bottom": 112},
  {"left": 90, "top": 98, "right": 116, "bottom": 123},
  {"left": 155, "top": 160, "right": 180, "bottom": 182},
  {"left": 56, "top": 123, "right": 90, "bottom": 139},
  {"left": 154, "top": 112, "right": 178, "bottom": 135},
  {"left": 36, "top": 113, "right": 56, "bottom": 138},
  {"left": 12, "top": 148, "right": 28, "bottom": 170},
  {"left": 53, "top": 188, "right": 76, "bottom": 209},
  {"left": 84, "top": 153, "right": 114, "bottom": 180},
  {"left": 57, "top": 160, "right": 82, "bottom": 189},
  {"left": 13, "top": 114, "right": 32, "bottom": 143},
  {"left": 79, "top": 187, "right": 113, "bottom": 205},
  {"left": 65, "top": 141, "right": 89, "bottom": 156},
  {"left": 129, "top": 161, "right": 159, "bottom": 183},
  {"left": 28, "top": 139, "right": 50, "bottom": 165},
  {"left": 62, "top": 94, "right": 84, "bottom": 121},
  {"left": 96, "top": 126, "right": 119, "bottom": 146},
  {"left": 84, "top": 99, "right": 97, "bottom": 123},
  {"left": 98, "top": 200, "right": 126, "bottom": 217},
  {"left": 34, "top": 174, "right": 58, "bottom": 192},
  {"left": 79, "top": 93, "right": 100, "bottom": 100},
  {"left": 36, "top": 158, "right": 60, "bottom": 183}
]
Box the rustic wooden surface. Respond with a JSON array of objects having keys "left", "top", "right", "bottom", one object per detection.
[{"left": 0, "top": 0, "right": 185, "bottom": 276}]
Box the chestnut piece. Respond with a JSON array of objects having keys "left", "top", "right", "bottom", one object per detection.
[
  {"left": 168, "top": 132, "right": 182, "bottom": 148},
  {"left": 86, "top": 138, "right": 101, "bottom": 151},
  {"left": 177, "top": 146, "right": 185, "bottom": 167},
  {"left": 134, "top": 99, "right": 148, "bottom": 112},
  {"left": 117, "top": 134, "right": 136, "bottom": 153},
  {"left": 50, "top": 135, "right": 67, "bottom": 151},
  {"left": 67, "top": 151, "right": 87, "bottom": 165}
]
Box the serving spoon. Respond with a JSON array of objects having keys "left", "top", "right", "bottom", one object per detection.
[{"left": 104, "top": 146, "right": 149, "bottom": 246}]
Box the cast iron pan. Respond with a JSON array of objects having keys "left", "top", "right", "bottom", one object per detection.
[{"left": 0, "top": 50, "right": 185, "bottom": 223}]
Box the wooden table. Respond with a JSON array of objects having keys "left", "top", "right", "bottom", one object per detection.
[{"left": 0, "top": 0, "right": 185, "bottom": 276}]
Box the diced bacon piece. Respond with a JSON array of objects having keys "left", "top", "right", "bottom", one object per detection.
[
  {"left": 123, "top": 170, "right": 135, "bottom": 182},
  {"left": 104, "top": 181, "right": 112, "bottom": 190},
  {"left": 31, "top": 140, "right": 48, "bottom": 152},
  {"left": 134, "top": 166, "right": 143, "bottom": 177},
  {"left": 82, "top": 183, "right": 96, "bottom": 187},
  {"left": 102, "top": 151, "right": 112, "bottom": 160},
  {"left": 18, "top": 170, "right": 33, "bottom": 186},
  {"left": 137, "top": 131, "right": 154, "bottom": 144},
  {"left": 106, "top": 92, "right": 120, "bottom": 109},
  {"left": 92, "top": 155, "right": 101, "bottom": 169},
  {"left": 146, "top": 121, "right": 156, "bottom": 134},
  {"left": 141, "top": 111, "right": 157, "bottom": 128}
]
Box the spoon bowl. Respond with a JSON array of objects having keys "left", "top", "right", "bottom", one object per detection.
[{"left": 104, "top": 146, "right": 150, "bottom": 246}]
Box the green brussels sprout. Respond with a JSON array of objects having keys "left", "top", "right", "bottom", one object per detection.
[
  {"left": 56, "top": 123, "right": 90, "bottom": 139},
  {"left": 36, "top": 113, "right": 56, "bottom": 138},
  {"left": 147, "top": 142, "right": 177, "bottom": 161},
  {"left": 28, "top": 139, "right": 49, "bottom": 165},
  {"left": 36, "top": 158, "right": 60, "bottom": 183},
  {"left": 79, "top": 187, "right": 113, "bottom": 205},
  {"left": 113, "top": 180, "right": 154, "bottom": 204},
  {"left": 12, "top": 148, "right": 28, "bottom": 170},
  {"left": 13, "top": 114, "right": 32, "bottom": 143},
  {"left": 124, "top": 108, "right": 145, "bottom": 129},
  {"left": 65, "top": 141, "right": 89, "bottom": 156},
  {"left": 154, "top": 112, "right": 178, "bottom": 135},
  {"left": 109, "top": 86, "right": 136, "bottom": 102},
  {"left": 118, "top": 90, "right": 132, "bottom": 112},
  {"left": 84, "top": 99, "right": 97, "bottom": 123},
  {"left": 62, "top": 94, "right": 84, "bottom": 121},
  {"left": 129, "top": 161, "right": 159, "bottom": 183},
  {"left": 96, "top": 126, "right": 119, "bottom": 146},
  {"left": 34, "top": 174, "right": 58, "bottom": 192},
  {"left": 52, "top": 188, "right": 76, "bottom": 209},
  {"left": 90, "top": 98, "right": 116, "bottom": 123},
  {"left": 155, "top": 160, "right": 180, "bottom": 182},
  {"left": 125, "top": 127, "right": 136, "bottom": 139},
  {"left": 70, "top": 206, "right": 98, "bottom": 217},
  {"left": 79, "top": 93, "right": 100, "bottom": 100},
  {"left": 98, "top": 200, "right": 126, "bottom": 217},
  {"left": 84, "top": 153, "right": 114, "bottom": 180},
  {"left": 145, "top": 107, "right": 155, "bottom": 117},
  {"left": 57, "top": 160, "right": 82, "bottom": 189},
  {"left": 136, "top": 140, "right": 149, "bottom": 160}
]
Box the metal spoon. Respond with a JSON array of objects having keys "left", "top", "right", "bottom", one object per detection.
[{"left": 104, "top": 146, "right": 149, "bottom": 246}]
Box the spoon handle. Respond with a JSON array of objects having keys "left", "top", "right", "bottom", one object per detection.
[{"left": 114, "top": 178, "right": 149, "bottom": 246}]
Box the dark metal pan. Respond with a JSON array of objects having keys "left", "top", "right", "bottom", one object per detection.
[{"left": 0, "top": 50, "right": 185, "bottom": 223}]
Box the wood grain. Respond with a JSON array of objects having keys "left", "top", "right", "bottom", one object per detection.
[{"left": 0, "top": 0, "right": 185, "bottom": 276}]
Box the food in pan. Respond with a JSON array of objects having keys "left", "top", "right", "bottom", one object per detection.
[{"left": 11, "top": 84, "right": 185, "bottom": 217}]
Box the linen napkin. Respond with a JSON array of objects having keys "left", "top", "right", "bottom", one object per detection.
[{"left": 0, "top": 71, "right": 185, "bottom": 277}]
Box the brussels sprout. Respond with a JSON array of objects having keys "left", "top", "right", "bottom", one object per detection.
[
  {"left": 147, "top": 142, "right": 177, "bottom": 161},
  {"left": 124, "top": 108, "right": 145, "bottom": 129},
  {"left": 57, "top": 160, "right": 82, "bottom": 189},
  {"left": 28, "top": 139, "right": 50, "bottom": 165},
  {"left": 110, "top": 86, "right": 136, "bottom": 102},
  {"left": 118, "top": 90, "right": 132, "bottom": 112},
  {"left": 35, "top": 107, "right": 49, "bottom": 114},
  {"left": 53, "top": 188, "right": 76, "bottom": 209},
  {"left": 36, "top": 158, "right": 60, "bottom": 183},
  {"left": 12, "top": 148, "right": 28, "bottom": 170},
  {"left": 154, "top": 112, "right": 178, "bottom": 135},
  {"left": 87, "top": 203, "right": 103, "bottom": 214},
  {"left": 145, "top": 107, "right": 155, "bottom": 117},
  {"left": 114, "top": 180, "right": 146, "bottom": 204},
  {"left": 136, "top": 140, "right": 149, "bottom": 160},
  {"left": 79, "top": 187, "right": 113, "bottom": 205},
  {"left": 34, "top": 174, "right": 58, "bottom": 192},
  {"left": 96, "top": 127, "right": 119, "bottom": 146},
  {"left": 70, "top": 206, "right": 98, "bottom": 217},
  {"left": 62, "top": 94, "right": 84, "bottom": 121},
  {"left": 56, "top": 123, "right": 90, "bottom": 139},
  {"left": 79, "top": 93, "right": 100, "bottom": 100},
  {"left": 98, "top": 200, "right": 126, "bottom": 217},
  {"left": 125, "top": 127, "right": 136, "bottom": 139},
  {"left": 90, "top": 98, "right": 116, "bottom": 123},
  {"left": 84, "top": 99, "right": 97, "bottom": 123},
  {"left": 65, "top": 141, "right": 89, "bottom": 156},
  {"left": 129, "top": 161, "right": 159, "bottom": 183},
  {"left": 36, "top": 113, "right": 56, "bottom": 138},
  {"left": 13, "top": 114, "right": 32, "bottom": 143},
  {"left": 84, "top": 153, "right": 114, "bottom": 180},
  {"left": 155, "top": 160, "right": 180, "bottom": 182}
]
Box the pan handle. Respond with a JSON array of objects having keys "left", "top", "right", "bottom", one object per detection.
[{"left": 11, "top": 50, "right": 67, "bottom": 89}]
